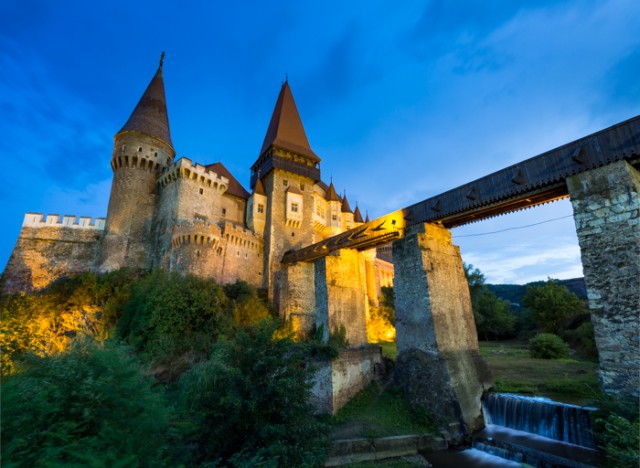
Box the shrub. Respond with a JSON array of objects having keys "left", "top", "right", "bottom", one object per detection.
[
  {"left": 529, "top": 333, "right": 570, "bottom": 359},
  {"left": 1, "top": 340, "right": 169, "bottom": 466},
  {"left": 179, "top": 319, "right": 328, "bottom": 465},
  {"left": 117, "top": 270, "right": 232, "bottom": 363},
  {"left": 598, "top": 414, "right": 640, "bottom": 466}
]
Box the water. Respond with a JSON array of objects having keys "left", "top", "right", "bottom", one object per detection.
[
  {"left": 482, "top": 392, "right": 597, "bottom": 448},
  {"left": 423, "top": 393, "right": 604, "bottom": 467}
]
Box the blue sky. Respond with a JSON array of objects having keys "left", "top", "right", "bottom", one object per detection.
[{"left": 1, "top": 0, "right": 638, "bottom": 284}]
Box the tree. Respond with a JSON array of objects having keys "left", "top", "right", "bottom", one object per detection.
[
  {"left": 523, "top": 279, "right": 588, "bottom": 333},
  {"left": 464, "top": 264, "right": 516, "bottom": 340},
  {"left": 179, "top": 319, "right": 328, "bottom": 466},
  {"left": 1, "top": 340, "right": 169, "bottom": 466}
]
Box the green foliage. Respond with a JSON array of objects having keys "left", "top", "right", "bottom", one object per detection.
[
  {"left": 117, "top": 270, "right": 233, "bottom": 363},
  {"left": 1, "top": 340, "right": 169, "bottom": 466},
  {"left": 329, "top": 324, "right": 349, "bottom": 348},
  {"left": 597, "top": 414, "right": 640, "bottom": 466},
  {"left": 464, "top": 264, "right": 516, "bottom": 340},
  {"left": 523, "top": 279, "right": 588, "bottom": 333},
  {"left": 179, "top": 319, "right": 328, "bottom": 466},
  {"left": 225, "top": 280, "right": 273, "bottom": 326},
  {"left": 1, "top": 269, "right": 143, "bottom": 375},
  {"left": 562, "top": 319, "right": 598, "bottom": 359},
  {"left": 529, "top": 333, "right": 571, "bottom": 359},
  {"left": 379, "top": 286, "right": 395, "bottom": 325}
]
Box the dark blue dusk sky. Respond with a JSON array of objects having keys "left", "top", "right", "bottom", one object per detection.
[{"left": 1, "top": 0, "right": 638, "bottom": 283}]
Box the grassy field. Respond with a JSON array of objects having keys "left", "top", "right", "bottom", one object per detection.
[
  {"left": 479, "top": 339, "right": 599, "bottom": 404},
  {"left": 373, "top": 339, "right": 599, "bottom": 405},
  {"left": 330, "top": 381, "right": 439, "bottom": 440}
]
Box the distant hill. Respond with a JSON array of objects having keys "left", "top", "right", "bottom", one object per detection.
[{"left": 487, "top": 278, "right": 587, "bottom": 307}]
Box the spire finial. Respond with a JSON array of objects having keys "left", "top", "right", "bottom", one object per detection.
[
  {"left": 159, "top": 51, "right": 165, "bottom": 68},
  {"left": 285, "top": 73, "right": 288, "bottom": 83}
]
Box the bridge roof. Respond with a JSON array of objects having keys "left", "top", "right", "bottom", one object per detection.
[{"left": 282, "top": 115, "right": 640, "bottom": 264}]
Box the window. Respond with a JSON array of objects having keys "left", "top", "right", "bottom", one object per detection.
[
  {"left": 154, "top": 152, "right": 158, "bottom": 157},
  {"left": 138, "top": 147, "right": 142, "bottom": 152},
  {"left": 199, "top": 188, "right": 204, "bottom": 195},
  {"left": 222, "top": 208, "right": 227, "bottom": 216},
  {"left": 121, "top": 144, "right": 126, "bottom": 152},
  {"left": 300, "top": 184, "right": 305, "bottom": 191},
  {"left": 283, "top": 179, "right": 289, "bottom": 187},
  {"left": 332, "top": 214, "right": 338, "bottom": 221},
  {"left": 291, "top": 202, "right": 299, "bottom": 213},
  {"left": 257, "top": 204, "right": 264, "bottom": 213}
]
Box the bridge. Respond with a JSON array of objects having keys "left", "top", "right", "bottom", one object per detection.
[
  {"left": 283, "top": 115, "right": 639, "bottom": 264},
  {"left": 278, "top": 115, "right": 639, "bottom": 435}
]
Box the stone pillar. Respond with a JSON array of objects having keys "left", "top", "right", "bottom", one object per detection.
[
  {"left": 277, "top": 262, "right": 316, "bottom": 338},
  {"left": 567, "top": 160, "right": 640, "bottom": 397},
  {"left": 392, "top": 223, "right": 491, "bottom": 435},
  {"left": 314, "top": 249, "right": 368, "bottom": 346},
  {"left": 363, "top": 249, "right": 378, "bottom": 306}
]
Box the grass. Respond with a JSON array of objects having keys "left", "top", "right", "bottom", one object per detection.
[
  {"left": 479, "top": 339, "right": 600, "bottom": 404},
  {"left": 331, "top": 381, "right": 438, "bottom": 440},
  {"left": 376, "top": 340, "right": 397, "bottom": 360}
]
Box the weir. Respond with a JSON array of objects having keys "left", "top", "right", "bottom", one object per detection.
[{"left": 482, "top": 393, "right": 597, "bottom": 448}]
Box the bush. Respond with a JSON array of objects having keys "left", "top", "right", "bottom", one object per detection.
[
  {"left": 0, "top": 269, "right": 143, "bottom": 375},
  {"left": 117, "top": 270, "right": 232, "bottom": 363},
  {"left": 598, "top": 414, "right": 640, "bottom": 466},
  {"left": 179, "top": 319, "right": 328, "bottom": 466},
  {"left": 529, "top": 333, "right": 570, "bottom": 359},
  {"left": 1, "top": 340, "right": 169, "bottom": 466}
]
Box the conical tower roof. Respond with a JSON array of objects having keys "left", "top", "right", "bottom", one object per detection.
[
  {"left": 253, "top": 177, "right": 266, "bottom": 196},
  {"left": 117, "top": 54, "right": 173, "bottom": 149},
  {"left": 258, "top": 81, "right": 319, "bottom": 162},
  {"left": 326, "top": 181, "right": 340, "bottom": 202},
  {"left": 354, "top": 205, "right": 364, "bottom": 223},
  {"left": 341, "top": 193, "right": 353, "bottom": 214}
]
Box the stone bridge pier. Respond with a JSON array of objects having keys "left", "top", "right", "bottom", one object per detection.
[
  {"left": 392, "top": 223, "right": 492, "bottom": 434},
  {"left": 567, "top": 160, "right": 640, "bottom": 397}
]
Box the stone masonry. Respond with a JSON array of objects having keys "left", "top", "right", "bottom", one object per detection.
[
  {"left": 392, "top": 223, "right": 492, "bottom": 434},
  {"left": 567, "top": 160, "right": 640, "bottom": 397}
]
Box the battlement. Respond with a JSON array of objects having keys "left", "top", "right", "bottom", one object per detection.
[
  {"left": 221, "top": 222, "right": 264, "bottom": 252},
  {"left": 22, "top": 213, "right": 106, "bottom": 230},
  {"left": 171, "top": 219, "right": 223, "bottom": 249},
  {"left": 158, "top": 157, "right": 229, "bottom": 192}
]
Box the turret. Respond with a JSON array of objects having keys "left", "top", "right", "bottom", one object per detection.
[
  {"left": 246, "top": 177, "right": 267, "bottom": 236},
  {"left": 341, "top": 191, "right": 354, "bottom": 231},
  {"left": 98, "top": 53, "right": 175, "bottom": 271},
  {"left": 326, "top": 181, "right": 342, "bottom": 235},
  {"left": 251, "top": 79, "right": 320, "bottom": 296}
]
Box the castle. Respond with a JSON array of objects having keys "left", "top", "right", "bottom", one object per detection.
[{"left": 3, "top": 56, "right": 394, "bottom": 318}]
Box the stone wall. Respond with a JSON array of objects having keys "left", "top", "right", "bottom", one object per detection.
[
  {"left": 314, "top": 249, "right": 368, "bottom": 346},
  {"left": 264, "top": 169, "right": 318, "bottom": 300},
  {"left": 310, "top": 346, "right": 383, "bottom": 414},
  {"left": 98, "top": 132, "right": 171, "bottom": 272},
  {"left": 567, "top": 160, "right": 640, "bottom": 397},
  {"left": 3, "top": 214, "right": 103, "bottom": 293},
  {"left": 278, "top": 262, "right": 316, "bottom": 337},
  {"left": 392, "top": 223, "right": 491, "bottom": 434}
]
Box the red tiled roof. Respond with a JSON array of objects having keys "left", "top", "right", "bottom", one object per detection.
[
  {"left": 341, "top": 194, "right": 353, "bottom": 214},
  {"left": 118, "top": 61, "right": 173, "bottom": 148},
  {"left": 259, "top": 81, "right": 319, "bottom": 162},
  {"left": 253, "top": 177, "right": 266, "bottom": 196},
  {"left": 206, "top": 162, "right": 250, "bottom": 199},
  {"left": 325, "top": 181, "right": 340, "bottom": 202},
  {"left": 354, "top": 205, "right": 364, "bottom": 223}
]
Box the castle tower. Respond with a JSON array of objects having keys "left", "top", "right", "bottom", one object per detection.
[
  {"left": 341, "top": 192, "right": 354, "bottom": 231},
  {"left": 326, "top": 181, "right": 342, "bottom": 235},
  {"left": 246, "top": 177, "right": 267, "bottom": 237},
  {"left": 98, "top": 54, "right": 175, "bottom": 271},
  {"left": 250, "top": 80, "right": 321, "bottom": 299}
]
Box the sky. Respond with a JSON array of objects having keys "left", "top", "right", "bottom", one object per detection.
[{"left": 1, "top": 0, "right": 638, "bottom": 284}]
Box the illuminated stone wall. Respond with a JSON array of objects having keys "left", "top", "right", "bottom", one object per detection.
[
  {"left": 567, "top": 160, "right": 640, "bottom": 397},
  {"left": 3, "top": 214, "right": 104, "bottom": 293},
  {"left": 310, "top": 346, "right": 383, "bottom": 414},
  {"left": 392, "top": 223, "right": 491, "bottom": 434},
  {"left": 314, "top": 249, "right": 368, "bottom": 346}
]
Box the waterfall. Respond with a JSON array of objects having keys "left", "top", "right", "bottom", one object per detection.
[{"left": 482, "top": 393, "right": 597, "bottom": 449}]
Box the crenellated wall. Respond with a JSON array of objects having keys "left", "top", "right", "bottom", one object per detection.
[
  {"left": 3, "top": 213, "right": 105, "bottom": 293},
  {"left": 169, "top": 219, "right": 263, "bottom": 288}
]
